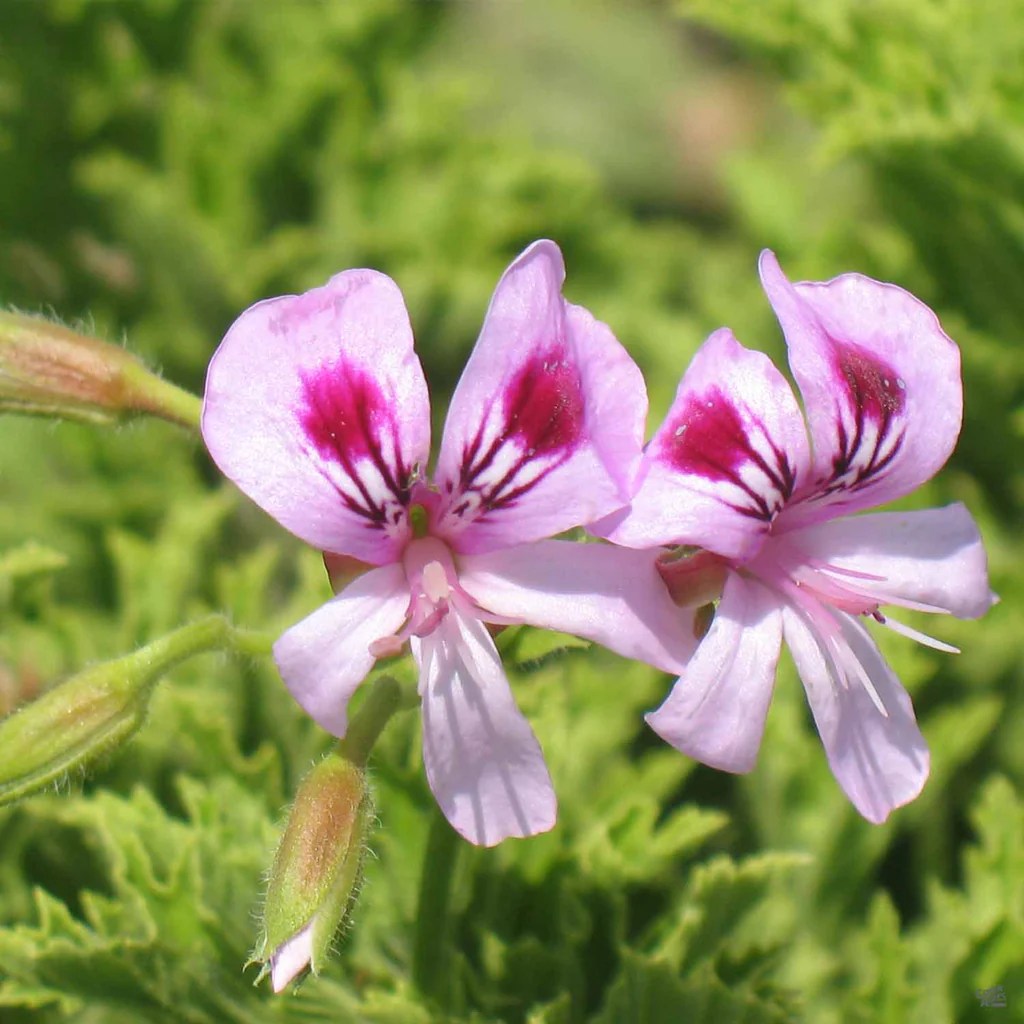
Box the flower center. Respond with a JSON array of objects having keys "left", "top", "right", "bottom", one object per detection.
[{"left": 368, "top": 537, "right": 461, "bottom": 658}]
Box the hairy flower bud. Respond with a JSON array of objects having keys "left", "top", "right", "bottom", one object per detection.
[
  {"left": 0, "top": 616, "right": 236, "bottom": 805},
  {"left": 257, "top": 752, "right": 371, "bottom": 992},
  {"left": 0, "top": 311, "right": 199, "bottom": 427}
]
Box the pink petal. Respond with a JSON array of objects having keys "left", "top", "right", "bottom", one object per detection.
[
  {"left": 432, "top": 240, "right": 646, "bottom": 554},
  {"left": 760, "top": 251, "right": 962, "bottom": 524},
  {"left": 787, "top": 503, "right": 995, "bottom": 619},
  {"left": 273, "top": 564, "right": 409, "bottom": 736},
  {"left": 782, "top": 604, "right": 930, "bottom": 823},
  {"left": 203, "top": 271, "right": 430, "bottom": 564},
  {"left": 607, "top": 328, "right": 810, "bottom": 561},
  {"left": 457, "top": 539, "right": 697, "bottom": 674},
  {"left": 646, "top": 574, "right": 782, "bottom": 773},
  {"left": 270, "top": 924, "right": 313, "bottom": 992},
  {"left": 413, "top": 610, "right": 556, "bottom": 846}
]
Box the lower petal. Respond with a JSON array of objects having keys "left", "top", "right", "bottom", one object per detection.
[
  {"left": 647, "top": 574, "right": 782, "bottom": 773},
  {"left": 412, "top": 612, "right": 556, "bottom": 847},
  {"left": 273, "top": 563, "right": 409, "bottom": 736},
  {"left": 785, "top": 503, "right": 995, "bottom": 619},
  {"left": 458, "top": 539, "right": 697, "bottom": 675},
  {"left": 782, "top": 606, "right": 930, "bottom": 823}
]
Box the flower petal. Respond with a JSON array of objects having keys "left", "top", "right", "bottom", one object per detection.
[
  {"left": 413, "top": 611, "right": 556, "bottom": 846},
  {"left": 787, "top": 503, "right": 995, "bottom": 619},
  {"left": 433, "top": 240, "right": 646, "bottom": 553},
  {"left": 273, "top": 564, "right": 409, "bottom": 736},
  {"left": 270, "top": 925, "right": 313, "bottom": 993},
  {"left": 607, "top": 328, "right": 810, "bottom": 561},
  {"left": 203, "top": 271, "right": 430, "bottom": 564},
  {"left": 782, "top": 604, "right": 930, "bottom": 823},
  {"left": 760, "top": 250, "right": 961, "bottom": 523},
  {"left": 647, "top": 573, "right": 782, "bottom": 773},
  {"left": 458, "top": 539, "right": 697, "bottom": 674}
]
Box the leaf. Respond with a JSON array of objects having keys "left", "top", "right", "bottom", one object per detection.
[
  {"left": 0, "top": 542, "right": 68, "bottom": 583},
  {"left": 496, "top": 625, "right": 591, "bottom": 672},
  {"left": 594, "top": 952, "right": 796, "bottom": 1024}
]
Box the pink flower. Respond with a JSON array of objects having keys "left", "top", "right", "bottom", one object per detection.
[
  {"left": 202, "top": 241, "right": 693, "bottom": 846},
  {"left": 604, "top": 251, "right": 994, "bottom": 823}
]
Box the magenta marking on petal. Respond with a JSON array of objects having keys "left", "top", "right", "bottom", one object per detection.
[
  {"left": 447, "top": 349, "right": 584, "bottom": 520},
  {"left": 503, "top": 350, "right": 584, "bottom": 455},
  {"left": 817, "top": 343, "right": 907, "bottom": 497},
  {"left": 299, "top": 358, "right": 412, "bottom": 525},
  {"left": 663, "top": 387, "right": 795, "bottom": 521}
]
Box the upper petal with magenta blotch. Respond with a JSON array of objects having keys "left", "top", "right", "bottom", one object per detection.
[
  {"left": 607, "top": 327, "right": 810, "bottom": 562},
  {"left": 202, "top": 270, "right": 430, "bottom": 564},
  {"left": 433, "top": 240, "right": 646, "bottom": 553},
  {"left": 760, "top": 250, "right": 961, "bottom": 526}
]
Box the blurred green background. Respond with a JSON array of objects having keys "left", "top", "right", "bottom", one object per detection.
[{"left": 0, "top": 1, "right": 1021, "bottom": 1022}]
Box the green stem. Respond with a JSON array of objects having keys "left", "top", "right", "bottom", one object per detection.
[
  {"left": 227, "top": 626, "right": 275, "bottom": 658},
  {"left": 132, "top": 615, "right": 275, "bottom": 666},
  {"left": 122, "top": 362, "right": 203, "bottom": 431},
  {"left": 336, "top": 674, "right": 405, "bottom": 766},
  {"left": 412, "top": 808, "right": 461, "bottom": 1007}
]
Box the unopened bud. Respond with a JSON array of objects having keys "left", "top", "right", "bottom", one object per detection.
[
  {"left": 0, "top": 616, "right": 233, "bottom": 805},
  {"left": 0, "top": 311, "right": 199, "bottom": 428},
  {"left": 256, "top": 752, "right": 371, "bottom": 992}
]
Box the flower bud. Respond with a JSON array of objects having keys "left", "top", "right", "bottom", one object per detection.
[
  {"left": 0, "top": 616, "right": 233, "bottom": 805},
  {"left": 256, "top": 752, "right": 371, "bottom": 992},
  {"left": 0, "top": 311, "right": 199, "bottom": 428}
]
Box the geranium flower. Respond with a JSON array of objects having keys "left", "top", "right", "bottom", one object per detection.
[
  {"left": 202, "top": 241, "right": 694, "bottom": 846},
  {"left": 603, "top": 251, "right": 994, "bottom": 823}
]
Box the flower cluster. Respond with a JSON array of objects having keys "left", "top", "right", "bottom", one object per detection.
[{"left": 203, "top": 242, "right": 992, "bottom": 844}]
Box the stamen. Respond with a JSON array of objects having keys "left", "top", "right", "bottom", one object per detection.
[
  {"left": 807, "top": 558, "right": 887, "bottom": 583},
  {"left": 827, "top": 633, "right": 889, "bottom": 717},
  {"left": 874, "top": 613, "right": 960, "bottom": 654}
]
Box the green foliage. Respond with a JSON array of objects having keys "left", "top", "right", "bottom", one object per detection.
[{"left": 0, "top": 0, "right": 1020, "bottom": 1021}]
